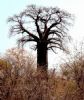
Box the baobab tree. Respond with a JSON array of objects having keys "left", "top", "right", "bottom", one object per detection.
[{"left": 8, "top": 5, "right": 72, "bottom": 72}]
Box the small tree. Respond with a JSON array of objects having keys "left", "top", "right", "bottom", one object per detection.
[{"left": 8, "top": 5, "right": 72, "bottom": 72}]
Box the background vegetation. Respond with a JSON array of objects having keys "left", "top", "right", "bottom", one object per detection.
[{"left": 0, "top": 46, "right": 84, "bottom": 100}]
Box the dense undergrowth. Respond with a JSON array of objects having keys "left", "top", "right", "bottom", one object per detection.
[{"left": 0, "top": 48, "right": 84, "bottom": 100}]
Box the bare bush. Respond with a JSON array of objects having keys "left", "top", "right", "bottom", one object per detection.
[
  {"left": 0, "top": 47, "right": 84, "bottom": 100},
  {"left": 61, "top": 48, "right": 84, "bottom": 100}
]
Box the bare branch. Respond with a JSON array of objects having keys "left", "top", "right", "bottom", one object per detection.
[
  {"left": 8, "top": 5, "right": 73, "bottom": 53},
  {"left": 35, "top": 15, "right": 42, "bottom": 39}
]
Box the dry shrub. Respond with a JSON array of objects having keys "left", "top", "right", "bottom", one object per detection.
[
  {"left": 0, "top": 62, "right": 80, "bottom": 100},
  {"left": 0, "top": 63, "right": 57, "bottom": 100},
  {"left": 0, "top": 48, "right": 58, "bottom": 100},
  {"left": 0, "top": 47, "right": 84, "bottom": 100},
  {"left": 61, "top": 49, "right": 84, "bottom": 100}
]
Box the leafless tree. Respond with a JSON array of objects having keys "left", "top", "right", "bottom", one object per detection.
[{"left": 8, "top": 5, "right": 72, "bottom": 73}]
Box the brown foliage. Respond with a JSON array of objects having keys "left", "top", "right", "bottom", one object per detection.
[{"left": 0, "top": 48, "right": 84, "bottom": 100}]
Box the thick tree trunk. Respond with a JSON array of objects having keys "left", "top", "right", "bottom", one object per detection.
[{"left": 37, "top": 42, "right": 48, "bottom": 73}]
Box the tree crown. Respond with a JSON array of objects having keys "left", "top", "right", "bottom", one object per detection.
[{"left": 8, "top": 5, "right": 73, "bottom": 53}]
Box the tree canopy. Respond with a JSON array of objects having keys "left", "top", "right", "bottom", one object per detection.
[
  {"left": 8, "top": 5, "right": 73, "bottom": 72},
  {"left": 8, "top": 5, "right": 72, "bottom": 53}
]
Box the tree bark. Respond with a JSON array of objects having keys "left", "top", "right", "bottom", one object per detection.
[{"left": 37, "top": 42, "right": 48, "bottom": 73}]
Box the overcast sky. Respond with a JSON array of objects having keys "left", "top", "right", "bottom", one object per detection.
[{"left": 0, "top": 0, "right": 84, "bottom": 67}]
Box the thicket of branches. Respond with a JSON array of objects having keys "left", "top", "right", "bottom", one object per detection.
[{"left": 0, "top": 47, "right": 84, "bottom": 100}]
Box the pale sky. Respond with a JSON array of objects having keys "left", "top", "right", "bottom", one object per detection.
[{"left": 0, "top": 0, "right": 84, "bottom": 67}]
